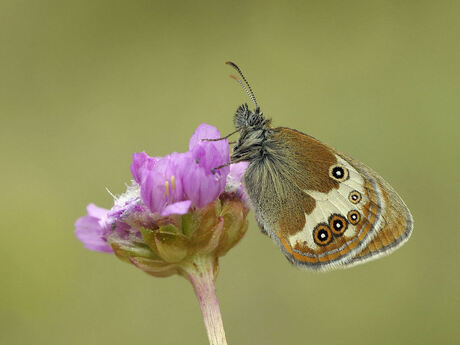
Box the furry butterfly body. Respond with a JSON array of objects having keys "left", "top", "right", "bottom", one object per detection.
[{"left": 227, "top": 63, "right": 413, "bottom": 271}]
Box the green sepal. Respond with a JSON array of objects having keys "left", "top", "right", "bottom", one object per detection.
[
  {"left": 140, "top": 227, "right": 160, "bottom": 255},
  {"left": 110, "top": 239, "right": 159, "bottom": 263},
  {"left": 189, "top": 203, "right": 220, "bottom": 251},
  {"left": 129, "top": 257, "right": 178, "bottom": 278},
  {"left": 216, "top": 199, "right": 248, "bottom": 256},
  {"left": 153, "top": 230, "right": 190, "bottom": 263},
  {"left": 181, "top": 213, "right": 195, "bottom": 237},
  {"left": 200, "top": 217, "right": 224, "bottom": 254},
  {"left": 158, "top": 224, "right": 179, "bottom": 235}
]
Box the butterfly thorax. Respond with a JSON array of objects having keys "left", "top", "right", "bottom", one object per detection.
[{"left": 231, "top": 104, "right": 274, "bottom": 162}]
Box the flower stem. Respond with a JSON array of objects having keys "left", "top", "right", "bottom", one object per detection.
[{"left": 182, "top": 256, "right": 228, "bottom": 345}]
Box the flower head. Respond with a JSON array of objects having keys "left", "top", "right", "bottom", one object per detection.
[{"left": 75, "top": 123, "right": 249, "bottom": 278}]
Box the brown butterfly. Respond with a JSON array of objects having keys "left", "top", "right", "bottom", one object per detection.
[{"left": 223, "top": 61, "right": 413, "bottom": 271}]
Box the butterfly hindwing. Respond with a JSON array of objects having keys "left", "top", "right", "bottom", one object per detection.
[
  {"left": 338, "top": 154, "right": 414, "bottom": 268},
  {"left": 281, "top": 156, "right": 386, "bottom": 270},
  {"left": 244, "top": 127, "right": 413, "bottom": 271}
]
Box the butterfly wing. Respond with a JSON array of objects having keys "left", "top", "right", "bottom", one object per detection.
[
  {"left": 338, "top": 153, "right": 413, "bottom": 268},
  {"left": 243, "top": 127, "right": 413, "bottom": 271}
]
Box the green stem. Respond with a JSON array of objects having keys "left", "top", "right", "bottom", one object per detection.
[{"left": 182, "top": 256, "right": 228, "bottom": 345}]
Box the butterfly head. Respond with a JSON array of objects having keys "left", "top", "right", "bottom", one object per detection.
[
  {"left": 234, "top": 103, "right": 266, "bottom": 130},
  {"left": 226, "top": 62, "right": 273, "bottom": 163},
  {"left": 226, "top": 61, "right": 267, "bottom": 128}
]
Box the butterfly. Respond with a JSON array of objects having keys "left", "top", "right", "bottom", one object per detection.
[{"left": 222, "top": 61, "right": 413, "bottom": 271}]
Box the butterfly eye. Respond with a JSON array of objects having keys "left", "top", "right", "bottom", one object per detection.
[
  {"left": 348, "top": 191, "right": 362, "bottom": 204},
  {"left": 329, "top": 164, "right": 349, "bottom": 182},
  {"left": 328, "top": 214, "right": 348, "bottom": 236},
  {"left": 347, "top": 210, "right": 361, "bottom": 225},
  {"left": 313, "top": 223, "right": 333, "bottom": 246}
]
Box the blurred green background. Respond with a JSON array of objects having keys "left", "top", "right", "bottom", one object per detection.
[{"left": 1, "top": 0, "right": 459, "bottom": 344}]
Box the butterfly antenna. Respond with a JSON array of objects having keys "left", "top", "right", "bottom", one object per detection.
[
  {"left": 229, "top": 74, "right": 257, "bottom": 108},
  {"left": 226, "top": 61, "right": 258, "bottom": 109}
]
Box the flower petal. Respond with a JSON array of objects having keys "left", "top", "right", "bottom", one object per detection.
[
  {"left": 189, "top": 124, "right": 230, "bottom": 176},
  {"left": 131, "top": 152, "right": 158, "bottom": 184},
  {"left": 225, "top": 161, "right": 249, "bottom": 204},
  {"left": 229, "top": 161, "right": 248, "bottom": 181},
  {"left": 139, "top": 168, "right": 165, "bottom": 214},
  {"left": 160, "top": 200, "right": 192, "bottom": 217},
  {"left": 75, "top": 214, "right": 113, "bottom": 253},
  {"left": 188, "top": 123, "right": 221, "bottom": 150},
  {"left": 183, "top": 167, "right": 224, "bottom": 208},
  {"left": 86, "top": 203, "right": 109, "bottom": 219}
]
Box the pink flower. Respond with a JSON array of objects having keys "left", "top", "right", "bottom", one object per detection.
[
  {"left": 75, "top": 123, "right": 248, "bottom": 253},
  {"left": 131, "top": 123, "right": 231, "bottom": 216}
]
